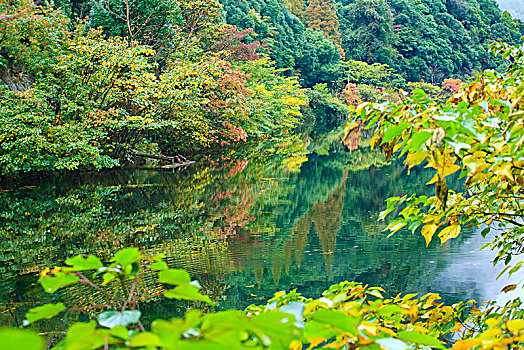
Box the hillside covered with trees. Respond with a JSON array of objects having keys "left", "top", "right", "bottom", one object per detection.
[
  {"left": 222, "top": 0, "right": 524, "bottom": 85},
  {"left": 2, "top": 0, "right": 523, "bottom": 175}
]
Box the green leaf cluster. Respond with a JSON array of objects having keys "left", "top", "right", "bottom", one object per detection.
[{"left": 12, "top": 248, "right": 524, "bottom": 349}]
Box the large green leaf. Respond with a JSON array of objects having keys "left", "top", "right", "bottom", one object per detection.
[
  {"left": 98, "top": 310, "right": 141, "bottom": 328},
  {"left": 157, "top": 269, "right": 191, "bottom": 285},
  {"left": 113, "top": 247, "right": 142, "bottom": 267},
  {"left": 24, "top": 303, "right": 67, "bottom": 325},
  {"left": 150, "top": 261, "right": 168, "bottom": 271},
  {"left": 151, "top": 319, "right": 184, "bottom": 345},
  {"left": 39, "top": 272, "right": 79, "bottom": 293},
  {"left": 408, "top": 130, "right": 432, "bottom": 151},
  {"left": 164, "top": 285, "right": 213, "bottom": 305},
  {"left": 398, "top": 331, "right": 443, "bottom": 348},
  {"left": 382, "top": 123, "right": 410, "bottom": 143},
  {"left": 108, "top": 325, "right": 129, "bottom": 340},
  {"left": 54, "top": 321, "right": 106, "bottom": 350},
  {"left": 304, "top": 320, "right": 336, "bottom": 340},
  {"left": 129, "top": 332, "right": 164, "bottom": 347},
  {"left": 378, "top": 304, "right": 402, "bottom": 317},
  {"left": 63, "top": 255, "right": 103, "bottom": 272},
  {"left": 0, "top": 328, "right": 44, "bottom": 350},
  {"left": 310, "top": 309, "right": 359, "bottom": 336}
]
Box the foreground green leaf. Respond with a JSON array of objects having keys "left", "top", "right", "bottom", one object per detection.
[
  {"left": 164, "top": 285, "right": 213, "bottom": 304},
  {"left": 39, "top": 272, "right": 79, "bottom": 293},
  {"left": 63, "top": 255, "right": 103, "bottom": 272},
  {"left": 0, "top": 328, "right": 44, "bottom": 350},
  {"left": 98, "top": 310, "right": 142, "bottom": 328}
]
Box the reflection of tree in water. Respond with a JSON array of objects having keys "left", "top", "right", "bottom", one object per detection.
[
  {"left": 279, "top": 170, "right": 348, "bottom": 278},
  {"left": 0, "top": 142, "right": 481, "bottom": 325},
  {"left": 218, "top": 153, "right": 478, "bottom": 310},
  {"left": 284, "top": 213, "right": 310, "bottom": 272},
  {"left": 310, "top": 171, "right": 348, "bottom": 275},
  {"left": 0, "top": 139, "right": 314, "bottom": 328}
]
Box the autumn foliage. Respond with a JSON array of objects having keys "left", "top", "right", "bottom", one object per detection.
[
  {"left": 302, "top": 0, "right": 345, "bottom": 58},
  {"left": 442, "top": 78, "right": 466, "bottom": 94}
]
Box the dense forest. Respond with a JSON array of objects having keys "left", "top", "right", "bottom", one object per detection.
[
  {"left": 1, "top": 0, "right": 523, "bottom": 175},
  {"left": 0, "top": 0, "right": 307, "bottom": 174},
  {"left": 222, "top": 0, "right": 524, "bottom": 85}
]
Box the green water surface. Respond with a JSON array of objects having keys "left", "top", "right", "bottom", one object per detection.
[{"left": 0, "top": 140, "right": 506, "bottom": 333}]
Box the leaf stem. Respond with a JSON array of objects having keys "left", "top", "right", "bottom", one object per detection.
[{"left": 76, "top": 272, "right": 124, "bottom": 302}]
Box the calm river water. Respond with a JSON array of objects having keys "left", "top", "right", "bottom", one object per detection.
[{"left": 0, "top": 139, "right": 514, "bottom": 330}]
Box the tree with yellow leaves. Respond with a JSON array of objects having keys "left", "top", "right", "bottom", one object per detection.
[{"left": 302, "top": 0, "right": 344, "bottom": 58}]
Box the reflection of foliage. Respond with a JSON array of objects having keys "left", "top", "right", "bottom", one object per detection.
[
  {"left": 0, "top": 139, "right": 477, "bottom": 328},
  {"left": 0, "top": 139, "right": 307, "bottom": 296},
  {"left": 303, "top": 84, "right": 349, "bottom": 138},
  {"left": 310, "top": 171, "right": 348, "bottom": 273}
]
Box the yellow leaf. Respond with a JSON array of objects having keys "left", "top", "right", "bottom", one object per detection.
[
  {"left": 344, "top": 121, "right": 360, "bottom": 134},
  {"left": 323, "top": 338, "right": 350, "bottom": 349},
  {"left": 494, "top": 162, "right": 514, "bottom": 182},
  {"left": 402, "top": 305, "right": 419, "bottom": 320},
  {"left": 421, "top": 224, "right": 438, "bottom": 247},
  {"left": 377, "top": 327, "right": 397, "bottom": 337},
  {"left": 479, "top": 328, "right": 502, "bottom": 340},
  {"left": 506, "top": 319, "right": 524, "bottom": 333},
  {"left": 450, "top": 322, "right": 463, "bottom": 333},
  {"left": 485, "top": 318, "right": 501, "bottom": 328},
  {"left": 426, "top": 163, "right": 461, "bottom": 185},
  {"left": 370, "top": 134, "right": 381, "bottom": 149},
  {"left": 501, "top": 284, "right": 517, "bottom": 293},
  {"left": 406, "top": 151, "right": 428, "bottom": 169},
  {"left": 307, "top": 338, "right": 326, "bottom": 349},
  {"left": 422, "top": 293, "right": 441, "bottom": 309},
  {"left": 359, "top": 321, "right": 378, "bottom": 336},
  {"left": 438, "top": 225, "right": 461, "bottom": 244},
  {"left": 451, "top": 338, "right": 482, "bottom": 350},
  {"left": 289, "top": 340, "right": 302, "bottom": 350}
]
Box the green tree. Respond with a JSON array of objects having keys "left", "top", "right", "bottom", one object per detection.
[
  {"left": 302, "top": 0, "right": 344, "bottom": 57},
  {"left": 219, "top": 0, "right": 306, "bottom": 72},
  {"left": 89, "top": 0, "right": 224, "bottom": 62},
  {"left": 335, "top": 0, "right": 524, "bottom": 83},
  {"left": 295, "top": 28, "right": 341, "bottom": 87},
  {"left": 338, "top": 0, "right": 395, "bottom": 64},
  {"left": 0, "top": 0, "right": 308, "bottom": 174}
]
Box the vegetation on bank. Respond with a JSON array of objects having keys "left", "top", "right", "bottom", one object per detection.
[
  {"left": 0, "top": 0, "right": 307, "bottom": 175},
  {"left": 2, "top": 0, "right": 524, "bottom": 176}
]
